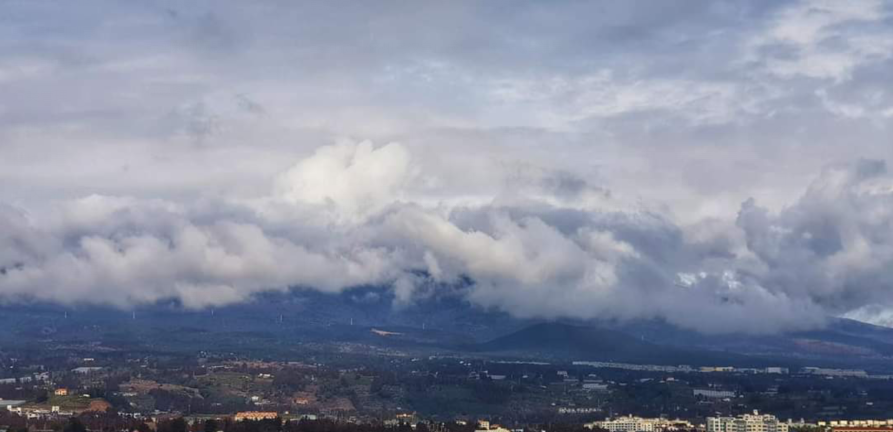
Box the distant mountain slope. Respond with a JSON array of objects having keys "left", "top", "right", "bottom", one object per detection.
[
  {"left": 479, "top": 322, "right": 779, "bottom": 367},
  {"left": 4, "top": 287, "right": 893, "bottom": 372},
  {"left": 0, "top": 287, "right": 524, "bottom": 355},
  {"left": 610, "top": 318, "right": 893, "bottom": 370}
]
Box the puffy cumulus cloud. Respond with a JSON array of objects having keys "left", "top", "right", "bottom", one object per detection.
[
  {"left": 0, "top": 193, "right": 396, "bottom": 308},
  {"left": 736, "top": 159, "right": 893, "bottom": 315},
  {"left": 5, "top": 141, "right": 893, "bottom": 334},
  {"left": 275, "top": 140, "right": 415, "bottom": 223}
]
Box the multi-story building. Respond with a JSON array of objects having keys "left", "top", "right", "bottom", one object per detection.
[
  {"left": 801, "top": 367, "right": 868, "bottom": 378},
  {"left": 832, "top": 428, "right": 893, "bottom": 432},
  {"left": 707, "top": 411, "right": 789, "bottom": 432},
  {"left": 476, "top": 420, "right": 511, "bottom": 432},
  {"left": 694, "top": 389, "right": 736, "bottom": 399},
  {"left": 825, "top": 420, "right": 893, "bottom": 427},
  {"left": 818, "top": 419, "right": 893, "bottom": 432},
  {"left": 586, "top": 416, "right": 693, "bottom": 432},
  {"left": 233, "top": 412, "right": 278, "bottom": 422}
]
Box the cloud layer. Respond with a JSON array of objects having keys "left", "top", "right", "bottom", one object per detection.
[
  {"left": 3, "top": 142, "right": 893, "bottom": 334},
  {"left": 3, "top": 0, "right": 893, "bottom": 333}
]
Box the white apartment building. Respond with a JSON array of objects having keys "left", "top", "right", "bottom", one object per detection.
[
  {"left": 707, "top": 411, "right": 789, "bottom": 432},
  {"left": 476, "top": 420, "right": 511, "bottom": 432},
  {"left": 587, "top": 416, "right": 693, "bottom": 432},
  {"left": 597, "top": 416, "right": 656, "bottom": 432},
  {"left": 819, "top": 420, "right": 893, "bottom": 427},
  {"left": 694, "top": 389, "right": 737, "bottom": 399}
]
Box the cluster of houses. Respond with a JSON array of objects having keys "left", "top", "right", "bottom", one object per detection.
[{"left": 585, "top": 412, "right": 893, "bottom": 432}]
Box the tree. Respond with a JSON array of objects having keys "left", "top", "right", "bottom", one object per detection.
[
  {"left": 205, "top": 419, "right": 220, "bottom": 432},
  {"left": 64, "top": 418, "right": 88, "bottom": 432},
  {"left": 159, "top": 418, "right": 189, "bottom": 432},
  {"left": 172, "top": 418, "right": 189, "bottom": 432}
]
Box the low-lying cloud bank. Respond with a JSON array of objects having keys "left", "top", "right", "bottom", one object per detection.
[{"left": 3, "top": 141, "right": 893, "bottom": 334}]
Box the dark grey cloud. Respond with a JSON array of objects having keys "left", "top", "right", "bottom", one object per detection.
[{"left": 737, "top": 160, "right": 893, "bottom": 313}]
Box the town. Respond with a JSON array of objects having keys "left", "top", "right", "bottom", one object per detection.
[{"left": 3, "top": 350, "right": 893, "bottom": 432}]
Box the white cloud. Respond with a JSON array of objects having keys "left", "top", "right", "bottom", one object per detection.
[
  {"left": 0, "top": 198, "right": 397, "bottom": 308},
  {"left": 746, "top": 0, "right": 893, "bottom": 81},
  {"left": 488, "top": 71, "right": 743, "bottom": 128},
  {"left": 275, "top": 140, "right": 415, "bottom": 223},
  {"left": 4, "top": 140, "right": 891, "bottom": 334}
]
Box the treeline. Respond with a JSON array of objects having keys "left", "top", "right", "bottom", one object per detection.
[
  {"left": 160, "top": 418, "right": 477, "bottom": 432},
  {"left": 157, "top": 418, "right": 605, "bottom": 432},
  {"left": 1, "top": 414, "right": 611, "bottom": 432}
]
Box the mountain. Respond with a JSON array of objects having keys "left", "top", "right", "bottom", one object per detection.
[
  {"left": 479, "top": 322, "right": 784, "bottom": 367},
  {"left": 0, "top": 287, "right": 525, "bottom": 358},
  {"left": 610, "top": 318, "right": 893, "bottom": 371},
  {"left": 4, "top": 287, "right": 893, "bottom": 371}
]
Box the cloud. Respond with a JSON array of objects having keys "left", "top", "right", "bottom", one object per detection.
[
  {"left": 2, "top": 138, "right": 892, "bottom": 334},
  {"left": 3, "top": 1, "right": 893, "bottom": 333},
  {"left": 745, "top": 0, "right": 893, "bottom": 82},
  {"left": 736, "top": 159, "right": 893, "bottom": 314},
  {"left": 0, "top": 194, "right": 396, "bottom": 309},
  {"left": 275, "top": 140, "right": 415, "bottom": 223}
]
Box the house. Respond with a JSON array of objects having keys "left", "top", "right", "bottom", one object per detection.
[
  {"left": 477, "top": 420, "right": 511, "bottom": 432},
  {"left": 234, "top": 412, "right": 278, "bottom": 422}
]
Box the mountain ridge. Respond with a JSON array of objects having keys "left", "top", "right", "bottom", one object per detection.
[{"left": 3, "top": 287, "right": 893, "bottom": 371}]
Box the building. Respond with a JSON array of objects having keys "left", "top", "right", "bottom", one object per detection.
[
  {"left": 832, "top": 428, "right": 893, "bottom": 432},
  {"left": 801, "top": 367, "right": 868, "bottom": 378},
  {"left": 586, "top": 416, "right": 693, "bottom": 432},
  {"left": 0, "top": 400, "right": 26, "bottom": 411},
  {"left": 582, "top": 382, "right": 609, "bottom": 392},
  {"left": 234, "top": 412, "right": 279, "bottom": 422},
  {"left": 476, "top": 420, "right": 511, "bottom": 432},
  {"left": 54, "top": 388, "right": 69, "bottom": 396},
  {"left": 395, "top": 413, "right": 417, "bottom": 424},
  {"left": 694, "top": 389, "right": 736, "bottom": 399},
  {"left": 71, "top": 367, "right": 105, "bottom": 374},
  {"left": 701, "top": 367, "right": 735, "bottom": 373},
  {"left": 819, "top": 420, "right": 893, "bottom": 431},
  {"left": 590, "top": 416, "right": 657, "bottom": 432},
  {"left": 707, "top": 411, "right": 789, "bottom": 432}
]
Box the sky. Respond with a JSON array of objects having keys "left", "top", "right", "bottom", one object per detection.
[{"left": 3, "top": 0, "right": 893, "bottom": 333}]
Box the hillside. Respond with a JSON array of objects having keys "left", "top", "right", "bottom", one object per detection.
[
  {"left": 480, "top": 322, "right": 778, "bottom": 367},
  {"left": 4, "top": 288, "right": 893, "bottom": 371}
]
